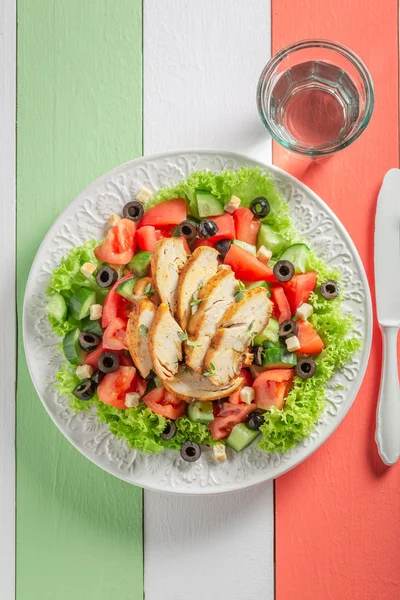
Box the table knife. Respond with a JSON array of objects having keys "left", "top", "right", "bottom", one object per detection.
[{"left": 375, "top": 168, "right": 400, "bottom": 465}]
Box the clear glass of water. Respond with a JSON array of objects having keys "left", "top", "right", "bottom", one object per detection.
[{"left": 257, "top": 39, "right": 374, "bottom": 156}]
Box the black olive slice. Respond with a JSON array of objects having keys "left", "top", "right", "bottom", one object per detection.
[
  {"left": 273, "top": 260, "right": 295, "bottom": 282},
  {"left": 278, "top": 319, "right": 299, "bottom": 339},
  {"left": 198, "top": 219, "right": 218, "bottom": 239},
  {"left": 123, "top": 201, "right": 144, "bottom": 222},
  {"left": 73, "top": 379, "right": 96, "bottom": 401},
  {"left": 177, "top": 220, "right": 198, "bottom": 242},
  {"left": 246, "top": 412, "right": 264, "bottom": 431},
  {"left": 253, "top": 345, "right": 264, "bottom": 366},
  {"left": 295, "top": 357, "right": 317, "bottom": 379},
  {"left": 98, "top": 351, "right": 120, "bottom": 374},
  {"left": 215, "top": 238, "right": 232, "bottom": 259},
  {"left": 91, "top": 371, "right": 104, "bottom": 386},
  {"left": 160, "top": 421, "right": 177, "bottom": 440},
  {"left": 96, "top": 265, "right": 118, "bottom": 288},
  {"left": 78, "top": 331, "right": 101, "bottom": 351},
  {"left": 180, "top": 441, "right": 201, "bottom": 462},
  {"left": 320, "top": 279, "right": 340, "bottom": 300},
  {"left": 250, "top": 196, "right": 270, "bottom": 218}
]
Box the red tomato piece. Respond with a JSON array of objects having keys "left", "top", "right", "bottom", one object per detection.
[
  {"left": 193, "top": 239, "right": 215, "bottom": 250},
  {"left": 205, "top": 213, "right": 236, "bottom": 244},
  {"left": 229, "top": 369, "right": 254, "bottom": 404},
  {"left": 136, "top": 225, "right": 158, "bottom": 252},
  {"left": 94, "top": 219, "right": 136, "bottom": 265},
  {"left": 270, "top": 286, "right": 291, "bottom": 323},
  {"left": 224, "top": 243, "right": 275, "bottom": 282},
  {"left": 233, "top": 207, "right": 260, "bottom": 246},
  {"left": 83, "top": 343, "right": 104, "bottom": 368},
  {"left": 97, "top": 366, "right": 137, "bottom": 410},
  {"left": 282, "top": 272, "right": 317, "bottom": 313},
  {"left": 253, "top": 369, "right": 294, "bottom": 410},
  {"left": 119, "top": 349, "right": 134, "bottom": 366},
  {"left": 102, "top": 272, "right": 133, "bottom": 328},
  {"left": 138, "top": 198, "right": 187, "bottom": 228},
  {"left": 136, "top": 376, "right": 148, "bottom": 398},
  {"left": 209, "top": 401, "right": 255, "bottom": 440},
  {"left": 297, "top": 320, "right": 325, "bottom": 355},
  {"left": 143, "top": 387, "right": 187, "bottom": 420},
  {"left": 103, "top": 317, "right": 128, "bottom": 351}
]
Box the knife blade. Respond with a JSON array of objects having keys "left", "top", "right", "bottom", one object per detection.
[{"left": 374, "top": 168, "right": 400, "bottom": 465}]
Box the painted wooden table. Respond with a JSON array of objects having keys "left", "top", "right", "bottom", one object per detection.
[{"left": 2, "top": 0, "right": 400, "bottom": 599}]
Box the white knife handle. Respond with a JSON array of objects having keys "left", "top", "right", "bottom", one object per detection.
[{"left": 375, "top": 326, "right": 400, "bottom": 465}]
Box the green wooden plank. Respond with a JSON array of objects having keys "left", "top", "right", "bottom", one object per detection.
[{"left": 16, "top": 2, "right": 143, "bottom": 599}]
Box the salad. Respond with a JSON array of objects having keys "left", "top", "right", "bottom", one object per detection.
[{"left": 46, "top": 167, "right": 360, "bottom": 463}]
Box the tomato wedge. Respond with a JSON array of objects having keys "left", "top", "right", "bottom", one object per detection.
[
  {"left": 94, "top": 219, "right": 136, "bottom": 265},
  {"left": 205, "top": 213, "right": 236, "bottom": 244},
  {"left": 233, "top": 207, "right": 260, "bottom": 246},
  {"left": 193, "top": 239, "right": 215, "bottom": 250},
  {"left": 102, "top": 272, "right": 133, "bottom": 328},
  {"left": 253, "top": 369, "right": 294, "bottom": 410},
  {"left": 103, "top": 317, "right": 128, "bottom": 351},
  {"left": 143, "top": 387, "right": 187, "bottom": 419},
  {"left": 229, "top": 369, "right": 253, "bottom": 404},
  {"left": 136, "top": 226, "right": 159, "bottom": 252},
  {"left": 84, "top": 343, "right": 104, "bottom": 368},
  {"left": 297, "top": 320, "right": 325, "bottom": 355},
  {"left": 270, "top": 286, "right": 291, "bottom": 323},
  {"left": 282, "top": 272, "right": 317, "bottom": 313},
  {"left": 224, "top": 243, "right": 275, "bottom": 282},
  {"left": 97, "top": 366, "right": 137, "bottom": 410},
  {"left": 209, "top": 401, "right": 255, "bottom": 440},
  {"left": 139, "top": 198, "right": 187, "bottom": 228}
]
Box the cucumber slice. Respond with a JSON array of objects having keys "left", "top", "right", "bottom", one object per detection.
[
  {"left": 232, "top": 239, "right": 257, "bottom": 255},
  {"left": 69, "top": 287, "right": 97, "bottom": 320},
  {"left": 46, "top": 293, "right": 67, "bottom": 322},
  {"left": 246, "top": 280, "right": 271, "bottom": 296},
  {"left": 257, "top": 224, "right": 285, "bottom": 255},
  {"left": 116, "top": 276, "right": 139, "bottom": 300},
  {"left": 279, "top": 243, "right": 311, "bottom": 273},
  {"left": 226, "top": 423, "right": 260, "bottom": 452},
  {"left": 128, "top": 251, "right": 152, "bottom": 277},
  {"left": 253, "top": 318, "right": 279, "bottom": 345},
  {"left": 96, "top": 288, "right": 109, "bottom": 305},
  {"left": 262, "top": 347, "right": 297, "bottom": 369},
  {"left": 81, "top": 316, "right": 103, "bottom": 337},
  {"left": 188, "top": 401, "right": 214, "bottom": 424},
  {"left": 63, "top": 328, "right": 85, "bottom": 365},
  {"left": 195, "top": 189, "right": 224, "bottom": 217}
]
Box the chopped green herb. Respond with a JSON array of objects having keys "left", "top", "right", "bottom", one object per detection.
[
  {"left": 190, "top": 291, "right": 204, "bottom": 314},
  {"left": 234, "top": 283, "right": 245, "bottom": 302},
  {"left": 203, "top": 362, "right": 216, "bottom": 377},
  {"left": 178, "top": 331, "right": 188, "bottom": 341},
  {"left": 144, "top": 283, "right": 154, "bottom": 297},
  {"left": 139, "top": 324, "right": 148, "bottom": 336}
]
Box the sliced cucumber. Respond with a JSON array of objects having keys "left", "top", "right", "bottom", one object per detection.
[
  {"left": 69, "top": 287, "right": 97, "bottom": 320},
  {"left": 279, "top": 243, "right": 311, "bottom": 274},
  {"left": 116, "top": 276, "right": 139, "bottom": 300},
  {"left": 46, "top": 293, "right": 67, "bottom": 322},
  {"left": 188, "top": 401, "right": 214, "bottom": 424},
  {"left": 232, "top": 239, "right": 257, "bottom": 255},
  {"left": 262, "top": 347, "right": 297, "bottom": 369},
  {"left": 96, "top": 288, "right": 109, "bottom": 305},
  {"left": 226, "top": 423, "right": 260, "bottom": 452},
  {"left": 63, "top": 328, "right": 85, "bottom": 365},
  {"left": 257, "top": 224, "right": 285, "bottom": 255},
  {"left": 246, "top": 280, "right": 271, "bottom": 297},
  {"left": 128, "top": 251, "right": 152, "bottom": 277},
  {"left": 195, "top": 189, "right": 224, "bottom": 217},
  {"left": 81, "top": 316, "right": 103, "bottom": 337},
  {"left": 253, "top": 318, "right": 279, "bottom": 345}
]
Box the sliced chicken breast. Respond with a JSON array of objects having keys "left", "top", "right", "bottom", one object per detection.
[
  {"left": 185, "top": 269, "right": 238, "bottom": 373},
  {"left": 133, "top": 277, "right": 160, "bottom": 305},
  {"left": 163, "top": 365, "right": 243, "bottom": 402},
  {"left": 126, "top": 299, "right": 156, "bottom": 378},
  {"left": 176, "top": 246, "right": 219, "bottom": 330},
  {"left": 151, "top": 238, "right": 188, "bottom": 314},
  {"left": 204, "top": 287, "right": 272, "bottom": 386},
  {"left": 148, "top": 303, "right": 183, "bottom": 381}
]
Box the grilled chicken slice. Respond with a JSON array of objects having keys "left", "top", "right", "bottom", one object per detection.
[
  {"left": 164, "top": 365, "right": 243, "bottom": 402},
  {"left": 133, "top": 277, "right": 160, "bottom": 305},
  {"left": 148, "top": 303, "right": 183, "bottom": 381},
  {"left": 176, "top": 246, "right": 219, "bottom": 330},
  {"left": 126, "top": 299, "right": 156, "bottom": 378},
  {"left": 151, "top": 238, "right": 188, "bottom": 315},
  {"left": 204, "top": 287, "right": 272, "bottom": 386},
  {"left": 185, "top": 269, "right": 238, "bottom": 373}
]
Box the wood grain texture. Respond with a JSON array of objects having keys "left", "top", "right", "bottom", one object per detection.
[
  {"left": 143, "top": 2, "right": 274, "bottom": 598},
  {"left": 16, "top": 2, "right": 144, "bottom": 599},
  {"left": 0, "top": 0, "right": 16, "bottom": 598},
  {"left": 273, "top": 1, "right": 400, "bottom": 599}
]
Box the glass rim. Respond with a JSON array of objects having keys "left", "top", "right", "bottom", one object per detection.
[{"left": 256, "top": 38, "right": 375, "bottom": 156}]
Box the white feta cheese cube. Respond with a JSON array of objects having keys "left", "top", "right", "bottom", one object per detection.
[
  {"left": 285, "top": 335, "right": 301, "bottom": 352},
  {"left": 76, "top": 364, "right": 94, "bottom": 380},
  {"left": 224, "top": 195, "right": 241, "bottom": 214},
  {"left": 256, "top": 245, "right": 272, "bottom": 265},
  {"left": 108, "top": 214, "right": 121, "bottom": 226},
  {"left": 89, "top": 304, "right": 103, "bottom": 320},
  {"left": 80, "top": 262, "right": 97, "bottom": 277},
  {"left": 125, "top": 392, "right": 140, "bottom": 408},
  {"left": 239, "top": 386, "right": 255, "bottom": 404},
  {"left": 136, "top": 186, "right": 153, "bottom": 205},
  {"left": 296, "top": 302, "right": 313, "bottom": 321},
  {"left": 213, "top": 443, "right": 227, "bottom": 463}
]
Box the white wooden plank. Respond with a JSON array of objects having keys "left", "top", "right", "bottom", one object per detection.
[
  {"left": 143, "top": 1, "right": 273, "bottom": 598},
  {"left": 0, "top": 0, "right": 16, "bottom": 598}
]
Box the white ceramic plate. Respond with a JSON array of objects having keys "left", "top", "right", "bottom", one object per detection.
[{"left": 23, "top": 150, "right": 372, "bottom": 495}]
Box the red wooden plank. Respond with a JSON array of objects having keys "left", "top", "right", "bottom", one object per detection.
[{"left": 272, "top": 1, "right": 400, "bottom": 599}]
